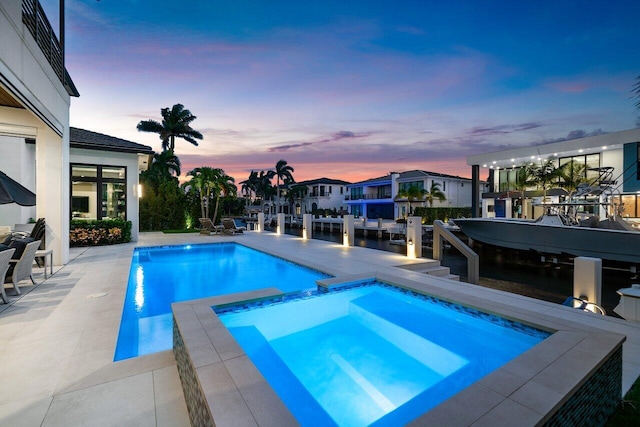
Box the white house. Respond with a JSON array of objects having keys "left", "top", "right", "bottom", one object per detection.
[
  {"left": 68, "top": 128, "right": 152, "bottom": 241},
  {"left": 345, "top": 170, "right": 483, "bottom": 219},
  {"left": 290, "top": 177, "right": 350, "bottom": 216},
  {"left": 466, "top": 128, "right": 640, "bottom": 219},
  {"left": 0, "top": 0, "right": 79, "bottom": 264},
  {"left": 1, "top": 2, "right": 152, "bottom": 263}
]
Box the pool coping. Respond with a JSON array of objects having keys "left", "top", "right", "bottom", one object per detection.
[{"left": 172, "top": 270, "right": 625, "bottom": 427}]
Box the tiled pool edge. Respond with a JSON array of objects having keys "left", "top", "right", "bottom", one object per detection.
[{"left": 172, "top": 277, "right": 625, "bottom": 427}]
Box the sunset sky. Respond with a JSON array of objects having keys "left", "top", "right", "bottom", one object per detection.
[{"left": 43, "top": 0, "right": 640, "bottom": 184}]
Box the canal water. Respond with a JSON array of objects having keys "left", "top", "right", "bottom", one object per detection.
[{"left": 280, "top": 227, "right": 636, "bottom": 318}]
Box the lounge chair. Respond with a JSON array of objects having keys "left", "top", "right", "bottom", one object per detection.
[
  {"left": 5, "top": 239, "right": 40, "bottom": 296},
  {"left": 199, "top": 218, "right": 223, "bottom": 235},
  {"left": 0, "top": 248, "right": 16, "bottom": 303},
  {"left": 221, "top": 218, "right": 243, "bottom": 235}
]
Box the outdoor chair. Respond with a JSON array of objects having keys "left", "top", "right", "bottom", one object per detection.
[
  {"left": 221, "top": 218, "right": 244, "bottom": 235},
  {"left": 199, "top": 218, "right": 223, "bottom": 235},
  {"left": 5, "top": 239, "right": 40, "bottom": 296},
  {"left": 0, "top": 248, "right": 16, "bottom": 303}
]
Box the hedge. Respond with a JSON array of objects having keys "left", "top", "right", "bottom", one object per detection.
[
  {"left": 70, "top": 219, "right": 132, "bottom": 246},
  {"left": 413, "top": 207, "right": 472, "bottom": 224}
]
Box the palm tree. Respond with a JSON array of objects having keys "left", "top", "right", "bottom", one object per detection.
[
  {"left": 274, "top": 160, "right": 295, "bottom": 213},
  {"left": 150, "top": 150, "right": 181, "bottom": 177},
  {"left": 139, "top": 150, "right": 181, "bottom": 193},
  {"left": 137, "top": 104, "right": 203, "bottom": 151},
  {"left": 183, "top": 167, "right": 218, "bottom": 219},
  {"left": 396, "top": 185, "right": 426, "bottom": 215},
  {"left": 530, "top": 159, "right": 561, "bottom": 199},
  {"left": 557, "top": 160, "right": 590, "bottom": 199},
  {"left": 424, "top": 182, "right": 446, "bottom": 207},
  {"left": 209, "top": 171, "right": 236, "bottom": 226},
  {"left": 240, "top": 170, "right": 259, "bottom": 207},
  {"left": 286, "top": 184, "right": 307, "bottom": 217},
  {"left": 513, "top": 164, "right": 537, "bottom": 218},
  {"left": 255, "top": 170, "right": 275, "bottom": 215},
  {"left": 184, "top": 167, "right": 236, "bottom": 224}
]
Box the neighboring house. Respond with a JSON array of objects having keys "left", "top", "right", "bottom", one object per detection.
[
  {"left": 289, "top": 177, "right": 350, "bottom": 216},
  {"left": 466, "top": 128, "right": 640, "bottom": 219},
  {"left": 67, "top": 128, "right": 153, "bottom": 241},
  {"left": 0, "top": 0, "right": 79, "bottom": 265},
  {"left": 395, "top": 170, "right": 480, "bottom": 218},
  {"left": 345, "top": 174, "right": 396, "bottom": 219},
  {"left": 345, "top": 170, "right": 481, "bottom": 219}
]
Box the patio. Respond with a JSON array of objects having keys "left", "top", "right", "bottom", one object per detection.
[{"left": 1, "top": 231, "right": 640, "bottom": 426}]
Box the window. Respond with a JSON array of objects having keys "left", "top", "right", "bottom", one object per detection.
[
  {"left": 558, "top": 153, "right": 601, "bottom": 183},
  {"left": 399, "top": 181, "right": 424, "bottom": 192},
  {"left": 328, "top": 186, "right": 332, "bottom": 194},
  {"left": 340, "top": 186, "right": 343, "bottom": 194},
  {"left": 320, "top": 186, "right": 325, "bottom": 196},
  {"left": 71, "top": 164, "right": 127, "bottom": 221}
]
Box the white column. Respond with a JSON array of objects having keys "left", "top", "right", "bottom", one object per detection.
[
  {"left": 36, "top": 125, "right": 69, "bottom": 265},
  {"left": 302, "top": 214, "right": 312, "bottom": 240},
  {"left": 343, "top": 215, "right": 354, "bottom": 246},
  {"left": 276, "top": 213, "right": 285, "bottom": 235},
  {"left": 406, "top": 216, "right": 422, "bottom": 259},
  {"left": 574, "top": 257, "right": 602, "bottom": 309},
  {"left": 505, "top": 198, "right": 513, "bottom": 219},
  {"left": 257, "top": 212, "right": 264, "bottom": 232}
]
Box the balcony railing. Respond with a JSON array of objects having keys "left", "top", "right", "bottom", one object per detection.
[
  {"left": 344, "top": 194, "right": 392, "bottom": 201},
  {"left": 22, "top": 0, "right": 65, "bottom": 85}
]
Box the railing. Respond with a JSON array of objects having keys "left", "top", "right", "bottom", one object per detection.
[
  {"left": 432, "top": 220, "right": 479, "bottom": 284},
  {"left": 344, "top": 194, "right": 392, "bottom": 201},
  {"left": 22, "top": 0, "right": 65, "bottom": 85}
]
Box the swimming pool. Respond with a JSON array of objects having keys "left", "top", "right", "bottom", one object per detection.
[
  {"left": 114, "top": 242, "right": 330, "bottom": 361},
  {"left": 218, "top": 281, "right": 549, "bottom": 426}
]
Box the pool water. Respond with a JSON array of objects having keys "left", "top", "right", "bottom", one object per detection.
[
  {"left": 219, "top": 283, "right": 549, "bottom": 426},
  {"left": 114, "top": 243, "right": 330, "bottom": 361}
]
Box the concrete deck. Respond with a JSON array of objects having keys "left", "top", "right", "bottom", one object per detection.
[{"left": 1, "top": 231, "right": 640, "bottom": 426}]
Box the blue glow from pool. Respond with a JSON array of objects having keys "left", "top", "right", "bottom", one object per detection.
[
  {"left": 219, "top": 282, "right": 549, "bottom": 426},
  {"left": 114, "top": 243, "right": 330, "bottom": 361}
]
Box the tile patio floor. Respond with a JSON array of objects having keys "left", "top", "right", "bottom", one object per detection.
[{"left": 1, "top": 231, "right": 640, "bottom": 426}]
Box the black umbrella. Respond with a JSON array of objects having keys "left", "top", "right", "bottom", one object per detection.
[{"left": 0, "top": 171, "right": 36, "bottom": 206}]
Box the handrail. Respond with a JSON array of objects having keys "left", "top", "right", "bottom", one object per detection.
[
  {"left": 432, "top": 220, "right": 479, "bottom": 284},
  {"left": 22, "top": 0, "right": 64, "bottom": 84}
]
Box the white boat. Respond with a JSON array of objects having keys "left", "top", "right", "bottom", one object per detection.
[{"left": 454, "top": 214, "right": 640, "bottom": 264}]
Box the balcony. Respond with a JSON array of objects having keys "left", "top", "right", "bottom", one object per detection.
[
  {"left": 344, "top": 194, "right": 392, "bottom": 201},
  {"left": 22, "top": 0, "right": 64, "bottom": 85}
]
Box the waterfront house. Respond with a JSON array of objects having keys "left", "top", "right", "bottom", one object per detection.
[
  {"left": 1, "top": 1, "right": 152, "bottom": 263},
  {"left": 466, "top": 128, "right": 640, "bottom": 219},
  {"left": 0, "top": 0, "right": 79, "bottom": 265},
  {"left": 345, "top": 170, "right": 483, "bottom": 219},
  {"left": 287, "top": 177, "right": 350, "bottom": 216}
]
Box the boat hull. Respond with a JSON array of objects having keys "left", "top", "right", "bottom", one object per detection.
[{"left": 454, "top": 218, "right": 640, "bottom": 264}]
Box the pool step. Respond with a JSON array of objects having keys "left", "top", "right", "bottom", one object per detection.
[{"left": 396, "top": 261, "right": 460, "bottom": 281}]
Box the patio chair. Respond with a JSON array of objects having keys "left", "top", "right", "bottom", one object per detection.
[
  {"left": 5, "top": 239, "right": 40, "bottom": 296},
  {"left": 221, "top": 218, "right": 244, "bottom": 235},
  {"left": 199, "top": 218, "right": 223, "bottom": 235},
  {"left": 0, "top": 248, "right": 16, "bottom": 303}
]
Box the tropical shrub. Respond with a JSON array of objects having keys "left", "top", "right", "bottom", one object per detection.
[
  {"left": 139, "top": 179, "right": 187, "bottom": 231},
  {"left": 70, "top": 219, "right": 132, "bottom": 246}
]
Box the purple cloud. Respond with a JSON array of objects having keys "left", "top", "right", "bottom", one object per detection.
[{"left": 468, "top": 122, "right": 543, "bottom": 136}]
